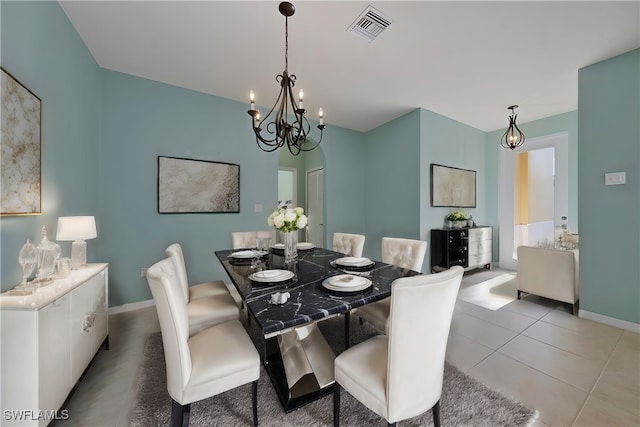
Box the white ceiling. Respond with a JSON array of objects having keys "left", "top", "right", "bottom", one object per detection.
[{"left": 59, "top": 1, "right": 639, "bottom": 133}]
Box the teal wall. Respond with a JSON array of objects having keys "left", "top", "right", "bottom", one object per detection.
[
  {"left": 362, "top": 110, "right": 421, "bottom": 261},
  {"left": 578, "top": 49, "right": 639, "bottom": 324},
  {"left": 99, "top": 70, "right": 280, "bottom": 305},
  {"left": 100, "top": 70, "right": 365, "bottom": 306},
  {"left": 419, "top": 108, "right": 488, "bottom": 268},
  {"left": 1, "top": 1, "right": 101, "bottom": 289}
]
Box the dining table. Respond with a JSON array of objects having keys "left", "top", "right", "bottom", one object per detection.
[{"left": 215, "top": 246, "right": 418, "bottom": 412}]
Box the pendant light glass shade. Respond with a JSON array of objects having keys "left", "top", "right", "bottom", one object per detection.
[{"left": 500, "top": 105, "right": 525, "bottom": 150}]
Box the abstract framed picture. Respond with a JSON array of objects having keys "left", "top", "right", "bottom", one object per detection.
[
  {"left": 430, "top": 163, "right": 476, "bottom": 208},
  {"left": 1, "top": 67, "right": 42, "bottom": 215},
  {"left": 157, "top": 156, "right": 240, "bottom": 213}
]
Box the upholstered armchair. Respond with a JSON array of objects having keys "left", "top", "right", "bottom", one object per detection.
[
  {"left": 165, "top": 243, "right": 240, "bottom": 336},
  {"left": 146, "top": 257, "right": 260, "bottom": 427},
  {"left": 334, "top": 266, "right": 464, "bottom": 427},
  {"left": 352, "top": 237, "right": 428, "bottom": 335},
  {"left": 516, "top": 245, "right": 579, "bottom": 315}
]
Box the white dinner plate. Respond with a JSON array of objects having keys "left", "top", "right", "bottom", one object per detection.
[
  {"left": 230, "top": 250, "right": 267, "bottom": 259},
  {"left": 322, "top": 274, "right": 372, "bottom": 292},
  {"left": 272, "top": 243, "right": 285, "bottom": 250},
  {"left": 334, "top": 257, "right": 374, "bottom": 267},
  {"left": 297, "top": 242, "right": 314, "bottom": 250},
  {"left": 249, "top": 269, "right": 294, "bottom": 283}
]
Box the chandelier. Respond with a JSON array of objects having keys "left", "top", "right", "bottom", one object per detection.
[
  {"left": 500, "top": 105, "right": 525, "bottom": 150},
  {"left": 248, "top": 2, "right": 325, "bottom": 155}
]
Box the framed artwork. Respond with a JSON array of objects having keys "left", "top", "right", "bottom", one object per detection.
[
  {"left": 157, "top": 156, "right": 240, "bottom": 213},
  {"left": 430, "top": 163, "right": 476, "bottom": 207},
  {"left": 1, "top": 67, "right": 42, "bottom": 215}
]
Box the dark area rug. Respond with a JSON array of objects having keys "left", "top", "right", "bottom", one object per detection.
[{"left": 130, "top": 314, "right": 536, "bottom": 426}]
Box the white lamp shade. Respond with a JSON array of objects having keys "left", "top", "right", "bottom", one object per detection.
[{"left": 56, "top": 216, "right": 97, "bottom": 241}]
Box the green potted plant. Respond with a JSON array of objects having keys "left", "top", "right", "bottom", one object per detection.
[{"left": 446, "top": 211, "right": 468, "bottom": 228}]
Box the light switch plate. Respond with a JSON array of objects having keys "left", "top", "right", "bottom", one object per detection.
[
  {"left": 254, "top": 203, "right": 263, "bottom": 213},
  {"left": 604, "top": 172, "right": 626, "bottom": 186}
]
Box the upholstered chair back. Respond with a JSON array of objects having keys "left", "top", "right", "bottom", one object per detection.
[
  {"left": 231, "top": 230, "right": 276, "bottom": 249},
  {"left": 381, "top": 237, "right": 427, "bottom": 272},
  {"left": 165, "top": 243, "right": 191, "bottom": 303},
  {"left": 332, "top": 233, "right": 366, "bottom": 257},
  {"left": 385, "top": 266, "right": 464, "bottom": 422},
  {"left": 146, "top": 257, "right": 192, "bottom": 403}
]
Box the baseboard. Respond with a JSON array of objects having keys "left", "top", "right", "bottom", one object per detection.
[
  {"left": 108, "top": 299, "right": 155, "bottom": 315},
  {"left": 579, "top": 309, "right": 640, "bottom": 333}
]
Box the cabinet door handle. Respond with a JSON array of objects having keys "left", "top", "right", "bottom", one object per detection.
[{"left": 82, "top": 311, "right": 97, "bottom": 332}]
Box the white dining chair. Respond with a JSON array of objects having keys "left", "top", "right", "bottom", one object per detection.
[
  {"left": 334, "top": 266, "right": 464, "bottom": 427},
  {"left": 165, "top": 243, "right": 230, "bottom": 299},
  {"left": 231, "top": 230, "right": 276, "bottom": 249},
  {"left": 146, "top": 257, "right": 260, "bottom": 427},
  {"left": 332, "top": 232, "right": 366, "bottom": 257},
  {"left": 165, "top": 243, "right": 240, "bottom": 336},
  {"left": 352, "top": 237, "right": 428, "bottom": 335}
]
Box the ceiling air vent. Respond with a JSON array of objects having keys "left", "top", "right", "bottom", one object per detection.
[{"left": 347, "top": 5, "right": 392, "bottom": 43}]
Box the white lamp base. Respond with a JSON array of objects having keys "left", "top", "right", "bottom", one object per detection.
[{"left": 70, "top": 240, "right": 87, "bottom": 269}]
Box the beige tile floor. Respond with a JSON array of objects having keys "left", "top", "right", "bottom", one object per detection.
[{"left": 57, "top": 270, "right": 639, "bottom": 427}]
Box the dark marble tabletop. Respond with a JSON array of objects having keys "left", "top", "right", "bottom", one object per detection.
[{"left": 215, "top": 247, "right": 418, "bottom": 336}]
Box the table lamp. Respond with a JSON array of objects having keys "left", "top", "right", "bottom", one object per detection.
[{"left": 56, "top": 216, "right": 97, "bottom": 269}]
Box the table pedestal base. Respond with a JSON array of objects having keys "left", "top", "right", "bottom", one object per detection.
[{"left": 264, "top": 323, "right": 335, "bottom": 412}]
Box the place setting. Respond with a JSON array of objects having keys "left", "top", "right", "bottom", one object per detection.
[
  {"left": 331, "top": 256, "right": 376, "bottom": 273},
  {"left": 228, "top": 249, "right": 269, "bottom": 265},
  {"left": 248, "top": 269, "right": 295, "bottom": 286},
  {"left": 270, "top": 241, "right": 315, "bottom": 254},
  {"left": 321, "top": 273, "right": 373, "bottom": 295}
]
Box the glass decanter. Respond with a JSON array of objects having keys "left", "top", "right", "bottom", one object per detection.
[
  {"left": 35, "top": 226, "right": 61, "bottom": 282},
  {"left": 18, "top": 239, "right": 37, "bottom": 288}
]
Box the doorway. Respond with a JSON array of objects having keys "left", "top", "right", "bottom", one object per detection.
[
  {"left": 306, "top": 168, "right": 324, "bottom": 248},
  {"left": 499, "top": 133, "right": 569, "bottom": 270},
  {"left": 278, "top": 168, "right": 296, "bottom": 207}
]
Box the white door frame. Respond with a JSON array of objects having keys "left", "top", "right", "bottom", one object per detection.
[{"left": 498, "top": 132, "right": 569, "bottom": 270}]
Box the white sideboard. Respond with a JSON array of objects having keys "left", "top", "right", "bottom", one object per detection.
[{"left": 1, "top": 264, "right": 108, "bottom": 427}]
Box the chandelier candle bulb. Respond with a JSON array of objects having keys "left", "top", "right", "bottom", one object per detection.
[
  {"left": 299, "top": 90, "right": 304, "bottom": 109},
  {"left": 319, "top": 108, "right": 324, "bottom": 125},
  {"left": 249, "top": 91, "right": 256, "bottom": 111}
]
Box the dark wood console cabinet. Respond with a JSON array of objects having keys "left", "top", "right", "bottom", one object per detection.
[{"left": 430, "top": 226, "right": 492, "bottom": 272}]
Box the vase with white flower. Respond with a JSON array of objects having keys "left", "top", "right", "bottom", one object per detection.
[{"left": 268, "top": 206, "right": 308, "bottom": 261}]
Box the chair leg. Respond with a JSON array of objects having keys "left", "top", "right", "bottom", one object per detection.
[
  {"left": 170, "top": 399, "right": 190, "bottom": 427},
  {"left": 252, "top": 380, "right": 258, "bottom": 427},
  {"left": 359, "top": 317, "right": 363, "bottom": 326},
  {"left": 344, "top": 312, "right": 350, "bottom": 349},
  {"left": 183, "top": 403, "right": 191, "bottom": 427},
  {"left": 432, "top": 400, "right": 440, "bottom": 427},
  {"left": 387, "top": 423, "right": 397, "bottom": 427},
  {"left": 517, "top": 290, "right": 522, "bottom": 300},
  {"left": 333, "top": 382, "right": 341, "bottom": 427}
]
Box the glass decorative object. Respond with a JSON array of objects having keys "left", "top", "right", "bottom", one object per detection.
[
  {"left": 35, "top": 226, "right": 61, "bottom": 282},
  {"left": 283, "top": 230, "right": 298, "bottom": 262},
  {"left": 18, "top": 239, "right": 37, "bottom": 288}
]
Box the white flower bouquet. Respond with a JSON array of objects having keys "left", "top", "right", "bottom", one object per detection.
[{"left": 267, "top": 206, "right": 308, "bottom": 232}]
